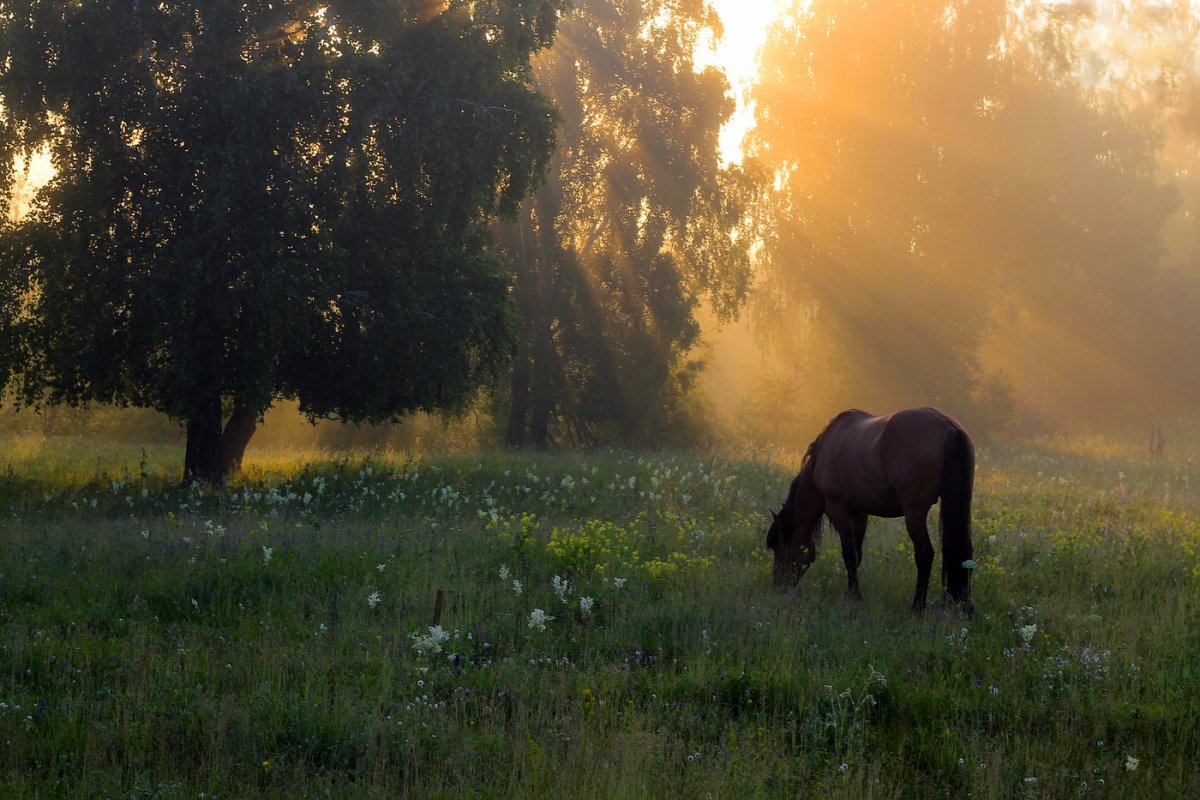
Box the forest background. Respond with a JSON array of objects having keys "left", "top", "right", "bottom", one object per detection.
[{"left": 3, "top": 0, "right": 1200, "bottom": 464}]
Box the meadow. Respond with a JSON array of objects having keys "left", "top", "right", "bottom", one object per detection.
[{"left": 1, "top": 428, "right": 1198, "bottom": 798}]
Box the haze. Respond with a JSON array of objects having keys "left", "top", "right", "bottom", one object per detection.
[{"left": 4, "top": 0, "right": 1200, "bottom": 456}]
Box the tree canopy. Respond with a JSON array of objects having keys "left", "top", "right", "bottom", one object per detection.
[
  {"left": 0, "top": 0, "right": 564, "bottom": 480},
  {"left": 497, "top": 0, "right": 759, "bottom": 449},
  {"left": 748, "top": 0, "right": 1178, "bottom": 435}
]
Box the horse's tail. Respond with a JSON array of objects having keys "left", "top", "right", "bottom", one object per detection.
[{"left": 939, "top": 424, "right": 975, "bottom": 604}]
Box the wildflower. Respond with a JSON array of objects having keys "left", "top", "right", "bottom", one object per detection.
[
  {"left": 410, "top": 625, "right": 451, "bottom": 654},
  {"left": 1018, "top": 624, "right": 1038, "bottom": 645},
  {"left": 1125, "top": 755, "right": 1139, "bottom": 771},
  {"left": 377, "top": 563, "right": 386, "bottom": 572},
  {"left": 367, "top": 591, "right": 382, "bottom": 609},
  {"left": 499, "top": 564, "right": 510, "bottom": 581},
  {"left": 613, "top": 577, "right": 627, "bottom": 590},
  {"left": 580, "top": 596, "right": 594, "bottom": 617},
  {"left": 528, "top": 608, "right": 554, "bottom": 632},
  {"left": 262, "top": 545, "right": 273, "bottom": 566},
  {"left": 552, "top": 574, "right": 571, "bottom": 602},
  {"left": 512, "top": 579, "right": 523, "bottom": 595},
  {"left": 961, "top": 559, "right": 977, "bottom": 570}
]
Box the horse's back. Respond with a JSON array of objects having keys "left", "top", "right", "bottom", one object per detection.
[
  {"left": 811, "top": 410, "right": 895, "bottom": 512},
  {"left": 813, "top": 407, "right": 968, "bottom": 516}
]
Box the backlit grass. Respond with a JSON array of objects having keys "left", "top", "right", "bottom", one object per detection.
[{"left": 1, "top": 435, "right": 1198, "bottom": 797}]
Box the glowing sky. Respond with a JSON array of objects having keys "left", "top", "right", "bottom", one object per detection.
[{"left": 696, "top": 0, "right": 781, "bottom": 163}]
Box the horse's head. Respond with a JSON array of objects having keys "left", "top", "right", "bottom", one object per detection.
[{"left": 765, "top": 505, "right": 818, "bottom": 587}]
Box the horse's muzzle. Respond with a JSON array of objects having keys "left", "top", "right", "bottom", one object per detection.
[{"left": 773, "top": 562, "right": 810, "bottom": 588}]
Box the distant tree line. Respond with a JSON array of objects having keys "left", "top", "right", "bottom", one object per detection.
[
  {"left": 745, "top": 0, "right": 1200, "bottom": 440},
  {"left": 6, "top": 0, "right": 1200, "bottom": 479}
]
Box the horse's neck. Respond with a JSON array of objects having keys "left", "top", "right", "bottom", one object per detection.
[{"left": 788, "top": 464, "right": 823, "bottom": 522}]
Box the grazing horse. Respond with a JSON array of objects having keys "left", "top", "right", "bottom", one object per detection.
[{"left": 765, "top": 407, "right": 974, "bottom": 612}]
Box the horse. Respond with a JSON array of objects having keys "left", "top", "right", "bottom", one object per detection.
[{"left": 765, "top": 407, "right": 975, "bottom": 612}]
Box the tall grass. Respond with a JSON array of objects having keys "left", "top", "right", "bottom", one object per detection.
[{"left": 1, "top": 434, "right": 1198, "bottom": 797}]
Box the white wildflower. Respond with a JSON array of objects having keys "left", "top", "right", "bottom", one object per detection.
[
  {"left": 1125, "top": 755, "right": 1139, "bottom": 771},
  {"left": 580, "top": 596, "right": 594, "bottom": 617},
  {"left": 367, "top": 590, "right": 382, "bottom": 609},
  {"left": 499, "top": 564, "right": 511, "bottom": 581},
  {"left": 1018, "top": 624, "right": 1038, "bottom": 645},
  {"left": 961, "top": 559, "right": 977, "bottom": 570},
  {"left": 527, "top": 608, "right": 554, "bottom": 632},
  {"left": 552, "top": 574, "right": 571, "bottom": 603},
  {"left": 512, "top": 579, "right": 523, "bottom": 595},
  {"left": 613, "top": 577, "right": 627, "bottom": 590},
  {"left": 262, "top": 545, "right": 273, "bottom": 566},
  {"left": 410, "top": 625, "right": 451, "bottom": 654}
]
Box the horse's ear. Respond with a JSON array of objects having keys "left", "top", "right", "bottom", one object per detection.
[{"left": 769, "top": 510, "right": 779, "bottom": 522}]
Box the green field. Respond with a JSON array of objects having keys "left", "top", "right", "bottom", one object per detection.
[{"left": 2, "top": 431, "right": 1198, "bottom": 798}]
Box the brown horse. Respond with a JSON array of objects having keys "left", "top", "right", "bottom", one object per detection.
[{"left": 765, "top": 407, "right": 974, "bottom": 612}]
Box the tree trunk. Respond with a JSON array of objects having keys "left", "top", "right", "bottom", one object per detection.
[
  {"left": 183, "top": 400, "right": 259, "bottom": 485},
  {"left": 505, "top": 350, "right": 531, "bottom": 448},
  {"left": 183, "top": 395, "right": 223, "bottom": 485},
  {"left": 526, "top": 187, "right": 565, "bottom": 450},
  {"left": 503, "top": 202, "right": 538, "bottom": 449},
  {"left": 219, "top": 405, "right": 258, "bottom": 476}
]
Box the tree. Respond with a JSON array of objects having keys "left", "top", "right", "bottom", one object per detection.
[
  {"left": 0, "top": 0, "right": 564, "bottom": 482},
  {"left": 496, "top": 0, "right": 758, "bottom": 449},
  {"left": 749, "top": 0, "right": 1176, "bottom": 432}
]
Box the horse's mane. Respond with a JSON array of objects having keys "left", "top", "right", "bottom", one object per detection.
[
  {"left": 784, "top": 411, "right": 866, "bottom": 544},
  {"left": 782, "top": 430, "right": 829, "bottom": 546}
]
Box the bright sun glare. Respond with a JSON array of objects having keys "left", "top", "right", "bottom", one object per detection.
[{"left": 696, "top": 0, "right": 782, "bottom": 164}]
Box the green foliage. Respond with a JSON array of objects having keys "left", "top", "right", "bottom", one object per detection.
[
  {"left": 497, "top": 0, "right": 760, "bottom": 449},
  {"left": 3, "top": 431, "right": 1200, "bottom": 796},
  {"left": 0, "top": 0, "right": 565, "bottom": 480}
]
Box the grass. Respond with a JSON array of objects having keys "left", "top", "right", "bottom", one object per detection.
[{"left": 1, "top": 432, "right": 1198, "bottom": 798}]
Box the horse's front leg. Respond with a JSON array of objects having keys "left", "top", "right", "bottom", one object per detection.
[
  {"left": 904, "top": 508, "right": 934, "bottom": 612},
  {"left": 828, "top": 506, "right": 866, "bottom": 599}
]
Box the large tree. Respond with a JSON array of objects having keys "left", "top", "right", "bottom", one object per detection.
[
  {"left": 0, "top": 0, "right": 564, "bottom": 481},
  {"left": 496, "top": 0, "right": 758, "bottom": 449}
]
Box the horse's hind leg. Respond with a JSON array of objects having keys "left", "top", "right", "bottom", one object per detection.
[{"left": 905, "top": 508, "right": 935, "bottom": 612}]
